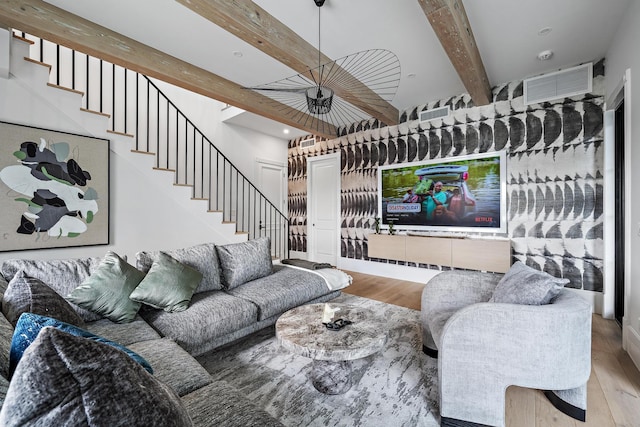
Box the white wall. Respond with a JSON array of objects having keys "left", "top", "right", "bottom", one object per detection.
[
  {"left": 151, "top": 79, "right": 287, "bottom": 182},
  {"left": 605, "top": 0, "right": 640, "bottom": 368},
  {"left": 0, "top": 33, "right": 288, "bottom": 264}
]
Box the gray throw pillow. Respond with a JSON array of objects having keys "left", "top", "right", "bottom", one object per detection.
[
  {"left": 489, "top": 261, "right": 569, "bottom": 305},
  {"left": 1, "top": 257, "right": 103, "bottom": 322},
  {"left": 130, "top": 252, "right": 202, "bottom": 313},
  {"left": 0, "top": 375, "right": 8, "bottom": 411},
  {"left": 2, "top": 271, "right": 85, "bottom": 328},
  {"left": 216, "top": 237, "right": 273, "bottom": 289},
  {"left": 0, "top": 327, "right": 193, "bottom": 427},
  {"left": 0, "top": 274, "right": 8, "bottom": 296},
  {"left": 67, "top": 252, "right": 145, "bottom": 324},
  {"left": 136, "top": 242, "right": 222, "bottom": 293},
  {"left": 0, "top": 314, "right": 12, "bottom": 380}
]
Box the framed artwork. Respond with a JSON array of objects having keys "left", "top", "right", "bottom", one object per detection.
[{"left": 0, "top": 121, "right": 110, "bottom": 252}]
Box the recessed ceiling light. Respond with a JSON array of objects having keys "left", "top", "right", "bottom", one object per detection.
[
  {"left": 232, "top": 51, "right": 243, "bottom": 58},
  {"left": 283, "top": 129, "right": 290, "bottom": 134},
  {"left": 538, "top": 27, "right": 552, "bottom": 36},
  {"left": 537, "top": 50, "right": 554, "bottom": 61}
]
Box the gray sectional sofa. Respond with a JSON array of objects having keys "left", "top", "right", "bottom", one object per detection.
[{"left": 0, "top": 237, "right": 346, "bottom": 426}]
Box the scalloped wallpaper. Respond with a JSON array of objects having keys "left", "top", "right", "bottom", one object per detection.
[{"left": 288, "top": 59, "right": 605, "bottom": 292}]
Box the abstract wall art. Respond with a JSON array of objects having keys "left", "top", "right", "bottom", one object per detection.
[{"left": 0, "top": 121, "right": 109, "bottom": 252}]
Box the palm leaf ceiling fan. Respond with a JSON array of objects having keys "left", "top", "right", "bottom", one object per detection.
[{"left": 245, "top": 0, "right": 401, "bottom": 137}]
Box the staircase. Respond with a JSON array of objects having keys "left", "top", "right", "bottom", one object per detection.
[{"left": 8, "top": 31, "right": 289, "bottom": 259}]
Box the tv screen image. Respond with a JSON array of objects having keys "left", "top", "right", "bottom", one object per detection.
[{"left": 378, "top": 151, "right": 507, "bottom": 233}]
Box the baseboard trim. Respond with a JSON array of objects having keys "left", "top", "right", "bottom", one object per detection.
[
  {"left": 337, "top": 257, "right": 440, "bottom": 284},
  {"left": 288, "top": 251, "right": 308, "bottom": 260},
  {"left": 624, "top": 324, "right": 640, "bottom": 372},
  {"left": 543, "top": 390, "right": 586, "bottom": 422}
]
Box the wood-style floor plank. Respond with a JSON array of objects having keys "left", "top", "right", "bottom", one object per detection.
[
  {"left": 584, "top": 366, "right": 616, "bottom": 427},
  {"left": 534, "top": 389, "right": 579, "bottom": 427},
  {"left": 343, "top": 270, "right": 424, "bottom": 311},
  {"left": 342, "top": 270, "right": 640, "bottom": 427},
  {"left": 505, "top": 386, "right": 536, "bottom": 427},
  {"left": 592, "top": 349, "right": 640, "bottom": 427}
]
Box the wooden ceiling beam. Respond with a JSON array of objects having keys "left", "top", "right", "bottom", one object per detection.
[
  {"left": 417, "top": 0, "right": 492, "bottom": 105},
  {"left": 0, "top": 0, "right": 337, "bottom": 138},
  {"left": 175, "top": 0, "right": 399, "bottom": 126}
]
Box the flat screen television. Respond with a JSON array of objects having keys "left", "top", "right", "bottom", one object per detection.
[{"left": 378, "top": 151, "right": 507, "bottom": 234}]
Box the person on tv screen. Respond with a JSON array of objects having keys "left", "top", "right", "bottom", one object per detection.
[
  {"left": 448, "top": 187, "right": 463, "bottom": 219},
  {"left": 413, "top": 175, "right": 432, "bottom": 199},
  {"left": 423, "top": 181, "right": 447, "bottom": 220}
]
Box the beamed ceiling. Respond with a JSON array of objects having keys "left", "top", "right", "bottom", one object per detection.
[{"left": 0, "top": 0, "right": 631, "bottom": 139}]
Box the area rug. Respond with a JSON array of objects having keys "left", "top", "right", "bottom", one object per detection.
[{"left": 196, "top": 294, "right": 440, "bottom": 427}]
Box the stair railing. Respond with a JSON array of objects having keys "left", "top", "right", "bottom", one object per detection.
[{"left": 14, "top": 31, "right": 289, "bottom": 260}]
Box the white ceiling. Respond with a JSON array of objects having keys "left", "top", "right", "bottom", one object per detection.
[{"left": 44, "top": 0, "right": 631, "bottom": 139}]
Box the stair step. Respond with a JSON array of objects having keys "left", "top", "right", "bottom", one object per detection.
[
  {"left": 23, "top": 57, "right": 50, "bottom": 69},
  {"left": 12, "top": 34, "right": 34, "bottom": 45},
  {"left": 107, "top": 130, "right": 135, "bottom": 138},
  {"left": 81, "top": 107, "right": 110, "bottom": 118},
  {"left": 11, "top": 32, "right": 255, "bottom": 250},
  {"left": 48, "top": 83, "right": 84, "bottom": 96}
]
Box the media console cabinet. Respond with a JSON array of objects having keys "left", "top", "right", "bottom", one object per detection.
[{"left": 367, "top": 234, "right": 511, "bottom": 273}]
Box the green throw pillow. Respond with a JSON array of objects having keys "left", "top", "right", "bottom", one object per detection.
[
  {"left": 129, "top": 252, "right": 202, "bottom": 313},
  {"left": 67, "top": 252, "right": 145, "bottom": 323}
]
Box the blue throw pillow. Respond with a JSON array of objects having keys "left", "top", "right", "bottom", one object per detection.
[{"left": 9, "top": 313, "right": 153, "bottom": 377}]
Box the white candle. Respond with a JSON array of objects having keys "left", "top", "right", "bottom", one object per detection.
[{"left": 322, "top": 304, "right": 340, "bottom": 323}]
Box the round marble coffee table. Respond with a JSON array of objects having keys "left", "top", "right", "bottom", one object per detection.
[{"left": 275, "top": 303, "right": 388, "bottom": 395}]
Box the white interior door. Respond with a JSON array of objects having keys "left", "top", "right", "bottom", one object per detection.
[
  {"left": 307, "top": 153, "right": 340, "bottom": 265},
  {"left": 256, "top": 159, "right": 286, "bottom": 212},
  {"left": 256, "top": 159, "right": 286, "bottom": 253}
]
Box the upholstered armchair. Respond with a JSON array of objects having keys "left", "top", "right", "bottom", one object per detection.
[{"left": 421, "top": 268, "right": 592, "bottom": 427}]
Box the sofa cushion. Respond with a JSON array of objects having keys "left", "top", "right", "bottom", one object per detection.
[
  {"left": 2, "top": 271, "right": 85, "bottom": 327},
  {"left": 489, "top": 261, "right": 569, "bottom": 305},
  {"left": 0, "top": 375, "right": 8, "bottom": 410},
  {"left": 0, "top": 274, "right": 8, "bottom": 296},
  {"left": 0, "top": 327, "right": 192, "bottom": 427},
  {"left": 136, "top": 242, "right": 223, "bottom": 293},
  {"left": 130, "top": 252, "right": 202, "bottom": 313},
  {"left": 128, "top": 338, "right": 212, "bottom": 397},
  {"left": 9, "top": 313, "right": 152, "bottom": 377},
  {"left": 1, "top": 257, "right": 103, "bottom": 322},
  {"left": 227, "top": 265, "right": 330, "bottom": 320},
  {"left": 66, "top": 251, "right": 144, "bottom": 323},
  {"left": 0, "top": 314, "right": 12, "bottom": 381},
  {"left": 182, "top": 381, "right": 284, "bottom": 427},
  {"left": 85, "top": 316, "right": 161, "bottom": 346},
  {"left": 216, "top": 237, "right": 273, "bottom": 289},
  {"left": 139, "top": 290, "right": 258, "bottom": 356}
]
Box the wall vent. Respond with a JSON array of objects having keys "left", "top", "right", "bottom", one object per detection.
[
  {"left": 419, "top": 106, "right": 450, "bottom": 123},
  {"left": 524, "top": 63, "right": 592, "bottom": 105},
  {"left": 300, "top": 137, "right": 316, "bottom": 149}
]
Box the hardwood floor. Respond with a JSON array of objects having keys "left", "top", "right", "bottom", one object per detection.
[{"left": 342, "top": 271, "right": 640, "bottom": 427}]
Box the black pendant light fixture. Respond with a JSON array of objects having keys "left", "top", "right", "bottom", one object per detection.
[{"left": 245, "top": 0, "right": 401, "bottom": 136}]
